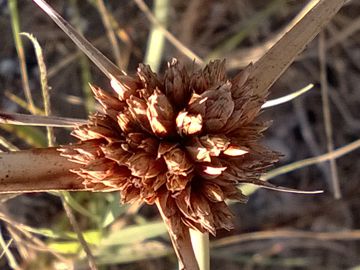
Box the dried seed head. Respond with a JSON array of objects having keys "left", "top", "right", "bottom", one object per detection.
[
  {"left": 176, "top": 111, "right": 203, "bottom": 136},
  {"left": 147, "top": 89, "right": 175, "bottom": 137},
  {"left": 61, "top": 59, "right": 279, "bottom": 235},
  {"left": 164, "top": 58, "right": 190, "bottom": 107}
]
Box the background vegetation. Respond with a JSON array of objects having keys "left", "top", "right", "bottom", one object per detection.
[{"left": 0, "top": 0, "right": 359, "bottom": 269}]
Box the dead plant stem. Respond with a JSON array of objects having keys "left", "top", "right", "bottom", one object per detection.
[{"left": 319, "top": 32, "right": 341, "bottom": 199}]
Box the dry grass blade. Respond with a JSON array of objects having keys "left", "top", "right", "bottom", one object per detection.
[
  {"left": 0, "top": 211, "right": 71, "bottom": 265},
  {"left": 327, "top": 15, "right": 360, "bottom": 49},
  {"left": 262, "top": 84, "right": 314, "bottom": 109},
  {"left": 212, "top": 229, "right": 360, "bottom": 248},
  {"left": 60, "top": 193, "right": 98, "bottom": 270},
  {"left": 263, "top": 138, "right": 360, "bottom": 181},
  {"left": 0, "top": 112, "right": 87, "bottom": 127},
  {"left": 0, "top": 238, "right": 13, "bottom": 259},
  {"left": 0, "top": 148, "right": 85, "bottom": 193},
  {"left": 4, "top": 91, "right": 44, "bottom": 115},
  {"left": 0, "top": 135, "right": 18, "bottom": 151},
  {"left": 32, "top": 0, "right": 125, "bottom": 79},
  {"left": 319, "top": 32, "right": 341, "bottom": 199},
  {"left": 0, "top": 235, "right": 17, "bottom": 269},
  {"left": 21, "top": 32, "right": 56, "bottom": 146},
  {"left": 96, "top": 0, "right": 122, "bottom": 69},
  {"left": 253, "top": 182, "right": 323, "bottom": 194},
  {"left": 249, "top": 0, "right": 346, "bottom": 97}
]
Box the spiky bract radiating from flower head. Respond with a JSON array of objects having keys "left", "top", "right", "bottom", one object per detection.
[{"left": 60, "top": 59, "right": 279, "bottom": 235}]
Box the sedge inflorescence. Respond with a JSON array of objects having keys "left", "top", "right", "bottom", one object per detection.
[{"left": 60, "top": 59, "right": 279, "bottom": 235}]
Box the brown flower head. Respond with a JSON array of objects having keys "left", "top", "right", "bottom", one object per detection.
[{"left": 60, "top": 59, "right": 279, "bottom": 235}]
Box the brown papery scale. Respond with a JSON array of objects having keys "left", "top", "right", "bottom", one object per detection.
[{"left": 59, "top": 59, "right": 279, "bottom": 236}]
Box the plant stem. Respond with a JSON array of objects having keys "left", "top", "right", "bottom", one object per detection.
[
  {"left": 144, "top": 0, "right": 168, "bottom": 72},
  {"left": 155, "top": 200, "right": 199, "bottom": 270},
  {"left": 60, "top": 192, "right": 98, "bottom": 270},
  {"left": 0, "top": 148, "right": 85, "bottom": 193},
  {"left": 319, "top": 32, "right": 341, "bottom": 199},
  {"left": 8, "top": 0, "right": 36, "bottom": 114},
  {"left": 190, "top": 229, "right": 210, "bottom": 270},
  {"left": 96, "top": 0, "right": 123, "bottom": 69}
]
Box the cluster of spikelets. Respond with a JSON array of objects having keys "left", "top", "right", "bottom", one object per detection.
[{"left": 60, "top": 59, "right": 279, "bottom": 235}]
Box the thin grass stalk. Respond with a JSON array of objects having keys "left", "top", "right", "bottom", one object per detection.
[
  {"left": 69, "top": 0, "right": 95, "bottom": 114},
  {"left": 58, "top": 191, "right": 99, "bottom": 222},
  {"left": 20, "top": 33, "right": 55, "bottom": 145},
  {"left": 0, "top": 237, "right": 14, "bottom": 259},
  {"left": 60, "top": 193, "right": 98, "bottom": 270},
  {"left": 6, "top": 224, "right": 35, "bottom": 265},
  {"left": 319, "top": 32, "right": 341, "bottom": 199},
  {"left": 8, "top": 0, "right": 36, "bottom": 114},
  {"left": 81, "top": 0, "right": 133, "bottom": 70},
  {"left": 0, "top": 112, "right": 87, "bottom": 127},
  {"left": 144, "top": 0, "right": 168, "bottom": 72},
  {"left": 263, "top": 138, "right": 360, "bottom": 180},
  {"left": 0, "top": 238, "right": 13, "bottom": 260},
  {"left": 0, "top": 135, "right": 18, "bottom": 151},
  {"left": 262, "top": 84, "right": 314, "bottom": 109},
  {"left": 96, "top": 0, "right": 123, "bottom": 69},
  {"left": 326, "top": 16, "right": 360, "bottom": 49},
  {"left": 4, "top": 91, "right": 44, "bottom": 115},
  {"left": 0, "top": 233, "right": 17, "bottom": 269},
  {"left": 133, "top": 0, "right": 203, "bottom": 65},
  {"left": 212, "top": 229, "right": 360, "bottom": 248}
]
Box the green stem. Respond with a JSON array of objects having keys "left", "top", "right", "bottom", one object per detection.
[
  {"left": 144, "top": 0, "right": 168, "bottom": 71},
  {"left": 190, "top": 230, "right": 210, "bottom": 270},
  {"left": 8, "top": 0, "right": 36, "bottom": 114}
]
